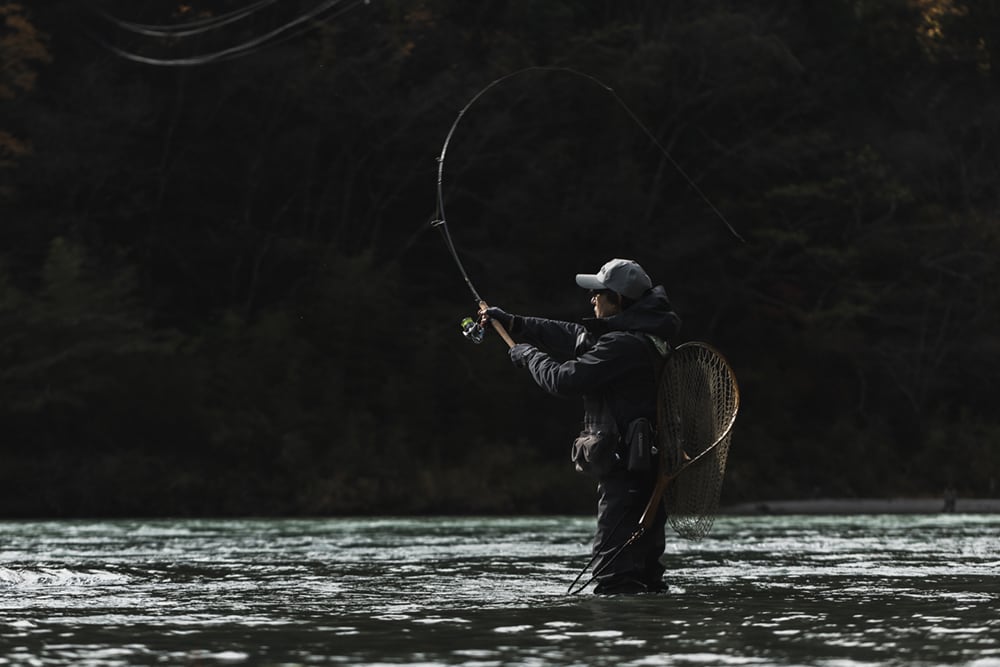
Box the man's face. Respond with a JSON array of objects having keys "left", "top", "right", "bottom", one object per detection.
[{"left": 591, "top": 290, "right": 621, "bottom": 318}]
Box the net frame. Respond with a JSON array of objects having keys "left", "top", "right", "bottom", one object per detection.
[{"left": 657, "top": 342, "right": 740, "bottom": 540}]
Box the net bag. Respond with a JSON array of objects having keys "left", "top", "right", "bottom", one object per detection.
[{"left": 657, "top": 342, "right": 740, "bottom": 540}]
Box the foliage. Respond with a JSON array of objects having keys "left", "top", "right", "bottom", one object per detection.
[
  {"left": 1, "top": 0, "right": 998, "bottom": 516},
  {"left": 0, "top": 2, "right": 51, "bottom": 197}
]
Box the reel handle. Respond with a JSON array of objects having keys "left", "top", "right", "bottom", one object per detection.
[{"left": 478, "top": 301, "right": 515, "bottom": 349}]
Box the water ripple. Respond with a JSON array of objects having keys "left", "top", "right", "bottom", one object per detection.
[{"left": 1, "top": 515, "right": 997, "bottom": 666}]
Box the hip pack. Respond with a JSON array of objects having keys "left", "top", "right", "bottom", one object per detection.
[{"left": 571, "top": 397, "right": 620, "bottom": 477}]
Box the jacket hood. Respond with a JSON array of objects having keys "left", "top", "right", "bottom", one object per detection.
[{"left": 583, "top": 285, "right": 681, "bottom": 340}]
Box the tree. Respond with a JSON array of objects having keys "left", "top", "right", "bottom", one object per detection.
[{"left": 0, "top": 2, "right": 51, "bottom": 198}]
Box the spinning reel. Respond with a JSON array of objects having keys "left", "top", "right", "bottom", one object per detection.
[
  {"left": 460, "top": 316, "right": 485, "bottom": 344},
  {"left": 459, "top": 306, "right": 514, "bottom": 349}
]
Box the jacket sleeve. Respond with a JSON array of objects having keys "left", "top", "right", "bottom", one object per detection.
[
  {"left": 522, "top": 332, "right": 647, "bottom": 398},
  {"left": 512, "top": 316, "right": 585, "bottom": 360}
]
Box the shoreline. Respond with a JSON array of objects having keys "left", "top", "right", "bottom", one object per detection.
[{"left": 722, "top": 497, "right": 1000, "bottom": 515}]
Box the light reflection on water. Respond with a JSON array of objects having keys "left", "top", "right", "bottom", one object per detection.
[{"left": 1, "top": 514, "right": 998, "bottom": 666}]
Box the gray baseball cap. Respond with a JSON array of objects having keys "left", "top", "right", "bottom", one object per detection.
[{"left": 575, "top": 258, "right": 652, "bottom": 300}]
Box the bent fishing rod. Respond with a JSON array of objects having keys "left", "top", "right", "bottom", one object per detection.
[{"left": 432, "top": 66, "right": 742, "bottom": 345}]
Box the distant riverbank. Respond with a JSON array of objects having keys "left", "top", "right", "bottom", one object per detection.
[{"left": 723, "top": 497, "right": 1000, "bottom": 515}]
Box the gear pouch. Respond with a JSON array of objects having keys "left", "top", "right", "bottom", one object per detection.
[
  {"left": 572, "top": 397, "right": 622, "bottom": 478},
  {"left": 571, "top": 427, "right": 621, "bottom": 477},
  {"left": 624, "top": 417, "right": 655, "bottom": 472}
]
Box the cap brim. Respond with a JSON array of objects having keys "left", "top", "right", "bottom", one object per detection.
[{"left": 575, "top": 273, "right": 605, "bottom": 290}]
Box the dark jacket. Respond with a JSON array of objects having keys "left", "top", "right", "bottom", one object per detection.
[{"left": 508, "top": 285, "right": 681, "bottom": 436}]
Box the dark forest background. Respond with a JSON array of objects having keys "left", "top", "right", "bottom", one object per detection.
[{"left": 1, "top": 0, "right": 998, "bottom": 517}]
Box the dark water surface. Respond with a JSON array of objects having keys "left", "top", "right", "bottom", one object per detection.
[{"left": 2, "top": 515, "right": 998, "bottom": 665}]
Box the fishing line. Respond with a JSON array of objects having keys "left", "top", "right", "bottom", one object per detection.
[
  {"left": 92, "top": 0, "right": 365, "bottom": 66},
  {"left": 432, "top": 66, "right": 745, "bottom": 304},
  {"left": 93, "top": 0, "right": 282, "bottom": 38}
]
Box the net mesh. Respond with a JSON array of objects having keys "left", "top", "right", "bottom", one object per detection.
[{"left": 657, "top": 342, "right": 740, "bottom": 540}]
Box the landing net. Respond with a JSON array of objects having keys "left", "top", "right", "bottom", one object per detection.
[{"left": 658, "top": 342, "right": 740, "bottom": 540}]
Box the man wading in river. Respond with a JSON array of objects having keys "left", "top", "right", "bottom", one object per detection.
[{"left": 480, "top": 259, "right": 680, "bottom": 594}]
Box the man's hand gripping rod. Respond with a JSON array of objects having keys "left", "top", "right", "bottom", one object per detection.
[{"left": 478, "top": 301, "right": 515, "bottom": 349}]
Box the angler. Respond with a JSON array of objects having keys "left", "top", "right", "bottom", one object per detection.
[
  {"left": 481, "top": 258, "right": 680, "bottom": 594},
  {"left": 434, "top": 69, "right": 740, "bottom": 594}
]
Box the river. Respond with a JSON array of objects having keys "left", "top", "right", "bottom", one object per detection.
[{"left": 2, "top": 514, "right": 998, "bottom": 665}]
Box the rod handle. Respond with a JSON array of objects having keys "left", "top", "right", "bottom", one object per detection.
[{"left": 478, "top": 301, "right": 515, "bottom": 349}]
